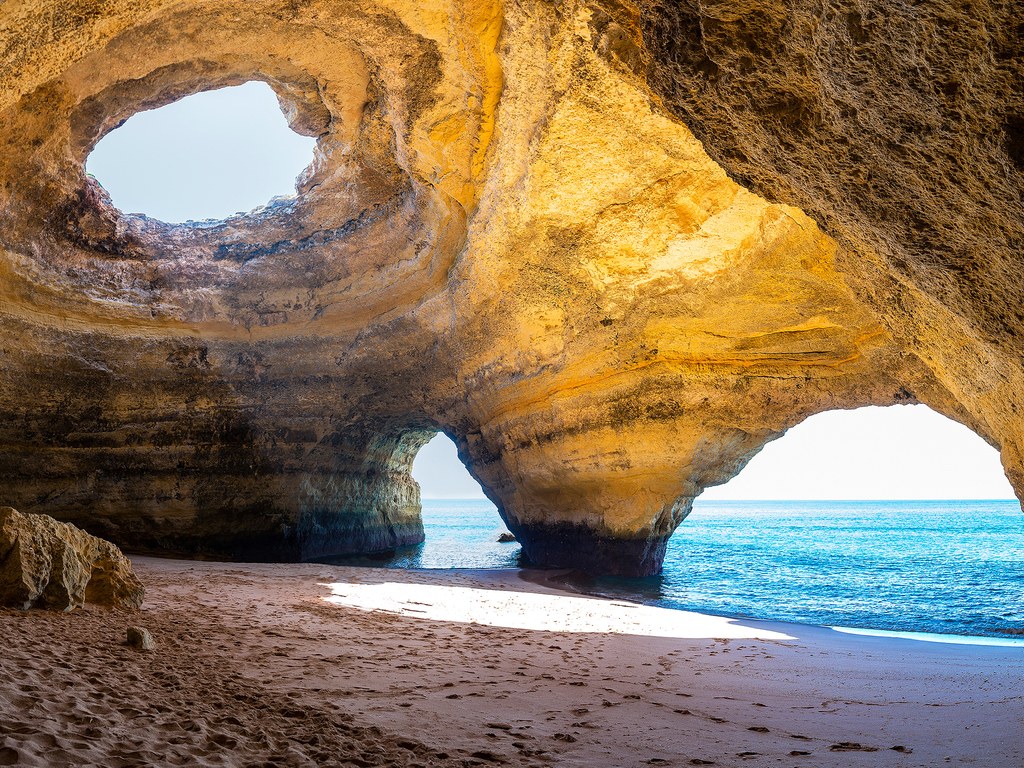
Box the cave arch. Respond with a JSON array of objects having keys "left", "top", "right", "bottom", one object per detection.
[
  {"left": 0, "top": 0, "right": 1021, "bottom": 584},
  {"left": 297, "top": 426, "right": 515, "bottom": 565},
  {"left": 699, "top": 404, "right": 1017, "bottom": 502},
  {"left": 654, "top": 404, "right": 1024, "bottom": 635},
  {"left": 412, "top": 433, "right": 489, "bottom": 501},
  {"left": 343, "top": 432, "right": 521, "bottom": 569}
]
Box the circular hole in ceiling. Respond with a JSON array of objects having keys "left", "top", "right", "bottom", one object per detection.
[{"left": 85, "top": 81, "right": 317, "bottom": 224}]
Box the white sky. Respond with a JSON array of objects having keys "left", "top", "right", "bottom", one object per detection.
[
  {"left": 699, "top": 404, "right": 1014, "bottom": 501},
  {"left": 86, "top": 82, "right": 315, "bottom": 222},
  {"left": 86, "top": 86, "right": 1016, "bottom": 503},
  {"left": 413, "top": 405, "right": 1014, "bottom": 501},
  {"left": 413, "top": 435, "right": 488, "bottom": 499}
]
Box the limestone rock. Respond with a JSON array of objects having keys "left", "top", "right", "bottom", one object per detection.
[
  {"left": 0, "top": 508, "right": 144, "bottom": 610},
  {"left": 0, "top": 0, "right": 1018, "bottom": 576},
  {"left": 631, "top": 0, "right": 1024, "bottom": 499},
  {"left": 497, "top": 532, "right": 517, "bottom": 543},
  {"left": 126, "top": 626, "right": 155, "bottom": 650}
]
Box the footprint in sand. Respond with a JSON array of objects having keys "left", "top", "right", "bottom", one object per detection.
[{"left": 829, "top": 742, "right": 878, "bottom": 752}]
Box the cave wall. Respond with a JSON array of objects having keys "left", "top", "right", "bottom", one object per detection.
[
  {"left": 0, "top": 0, "right": 1018, "bottom": 575},
  {"left": 631, "top": 0, "right": 1024, "bottom": 498}
]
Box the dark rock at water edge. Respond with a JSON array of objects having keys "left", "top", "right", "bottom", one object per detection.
[{"left": 513, "top": 521, "right": 669, "bottom": 577}]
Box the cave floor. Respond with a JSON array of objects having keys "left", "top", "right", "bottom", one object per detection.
[{"left": 1, "top": 558, "right": 1022, "bottom": 767}]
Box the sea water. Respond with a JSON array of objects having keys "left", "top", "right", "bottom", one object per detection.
[{"left": 341, "top": 498, "right": 1024, "bottom": 639}]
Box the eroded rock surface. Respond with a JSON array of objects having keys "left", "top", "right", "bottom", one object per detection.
[
  {"left": 0, "top": 0, "right": 1019, "bottom": 575},
  {"left": 631, "top": 0, "right": 1024, "bottom": 496},
  {"left": 0, "top": 507, "right": 144, "bottom": 610}
]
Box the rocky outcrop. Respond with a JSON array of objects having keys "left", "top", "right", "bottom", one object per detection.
[
  {"left": 0, "top": 507, "right": 144, "bottom": 610},
  {"left": 0, "top": 0, "right": 1019, "bottom": 576},
  {"left": 631, "top": 0, "right": 1024, "bottom": 496}
]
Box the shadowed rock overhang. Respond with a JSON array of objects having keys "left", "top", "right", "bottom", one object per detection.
[{"left": 0, "top": 0, "right": 1020, "bottom": 576}]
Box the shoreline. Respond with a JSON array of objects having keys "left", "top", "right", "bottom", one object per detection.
[
  {"left": 3, "top": 556, "right": 1023, "bottom": 766},
  {"left": 371, "top": 497, "right": 1024, "bottom": 642},
  {"left": 337, "top": 559, "right": 1024, "bottom": 649},
  {"left": 548, "top": 574, "right": 1024, "bottom": 648},
  {"left": 508, "top": 565, "right": 1024, "bottom": 650}
]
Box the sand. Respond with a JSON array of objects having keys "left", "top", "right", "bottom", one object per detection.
[{"left": 2, "top": 557, "right": 1022, "bottom": 767}]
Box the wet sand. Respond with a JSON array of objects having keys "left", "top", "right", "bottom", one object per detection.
[{"left": 1, "top": 557, "right": 1022, "bottom": 767}]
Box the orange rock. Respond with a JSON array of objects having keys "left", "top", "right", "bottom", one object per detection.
[
  {"left": 0, "top": 0, "right": 1018, "bottom": 576},
  {"left": 0, "top": 507, "right": 144, "bottom": 610}
]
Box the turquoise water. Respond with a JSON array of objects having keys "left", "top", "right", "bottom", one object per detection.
[{"left": 341, "top": 499, "right": 1024, "bottom": 639}]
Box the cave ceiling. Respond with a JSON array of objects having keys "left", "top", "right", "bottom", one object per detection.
[{"left": 0, "top": 0, "right": 1019, "bottom": 575}]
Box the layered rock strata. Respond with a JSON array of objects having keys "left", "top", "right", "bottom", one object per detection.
[
  {"left": 0, "top": 507, "right": 144, "bottom": 610},
  {"left": 0, "top": 0, "right": 1019, "bottom": 575},
  {"left": 632, "top": 0, "right": 1024, "bottom": 501}
]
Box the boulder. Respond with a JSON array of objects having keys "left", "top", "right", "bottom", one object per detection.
[{"left": 0, "top": 507, "right": 144, "bottom": 611}]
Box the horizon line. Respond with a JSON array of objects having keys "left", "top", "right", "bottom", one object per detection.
[{"left": 420, "top": 496, "right": 1019, "bottom": 503}]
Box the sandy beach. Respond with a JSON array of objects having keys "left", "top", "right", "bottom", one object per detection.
[{"left": 2, "top": 557, "right": 1022, "bottom": 767}]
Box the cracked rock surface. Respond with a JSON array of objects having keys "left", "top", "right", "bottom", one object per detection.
[
  {"left": 0, "top": 507, "right": 144, "bottom": 610},
  {"left": 0, "top": 0, "right": 1019, "bottom": 575}
]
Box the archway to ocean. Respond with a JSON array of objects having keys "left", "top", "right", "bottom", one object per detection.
[
  {"left": 382, "top": 433, "right": 521, "bottom": 568},
  {"left": 653, "top": 404, "right": 1024, "bottom": 641},
  {"left": 699, "top": 403, "right": 1016, "bottom": 502}
]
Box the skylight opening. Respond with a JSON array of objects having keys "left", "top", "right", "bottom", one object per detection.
[{"left": 85, "top": 81, "right": 316, "bottom": 224}]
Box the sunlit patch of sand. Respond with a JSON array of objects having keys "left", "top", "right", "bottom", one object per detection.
[{"left": 321, "top": 581, "right": 794, "bottom": 639}]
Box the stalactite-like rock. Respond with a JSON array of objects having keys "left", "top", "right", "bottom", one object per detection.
[{"left": 0, "top": 0, "right": 1018, "bottom": 575}]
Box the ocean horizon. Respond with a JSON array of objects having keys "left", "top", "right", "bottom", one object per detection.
[{"left": 332, "top": 498, "right": 1024, "bottom": 641}]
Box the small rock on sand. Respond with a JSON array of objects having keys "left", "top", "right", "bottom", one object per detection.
[{"left": 127, "top": 626, "right": 155, "bottom": 651}]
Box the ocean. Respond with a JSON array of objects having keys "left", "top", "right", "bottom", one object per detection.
[{"left": 339, "top": 498, "right": 1024, "bottom": 640}]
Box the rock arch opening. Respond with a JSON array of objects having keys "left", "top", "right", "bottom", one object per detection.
[
  {"left": 634, "top": 404, "right": 1024, "bottom": 637},
  {"left": 84, "top": 81, "right": 316, "bottom": 223},
  {"left": 412, "top": 433, "right": 488, "bottom": 502},
  {"left": 699, "top": 404, "right": 1016, "bottom": 502},
  {"left": 350, "top": 432, "right": 517, "bottom": 569}
]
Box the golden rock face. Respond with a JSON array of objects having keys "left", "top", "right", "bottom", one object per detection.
[
  {"left": 0, "top": 0, "right": 1018, "bottom": 575},
  {"left": 0, "top": 507, "right": 144, "bottom": 610}
]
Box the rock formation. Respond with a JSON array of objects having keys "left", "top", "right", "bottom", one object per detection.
[
  {"left": 0, "top": 508, "right": 145, "bottom": 610},
  {"left": 632, "top": 0, "right": 1024, "bottom": 498},
  {"left": 0, "top": 0, "right": 1019, "bottom": 576}
]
